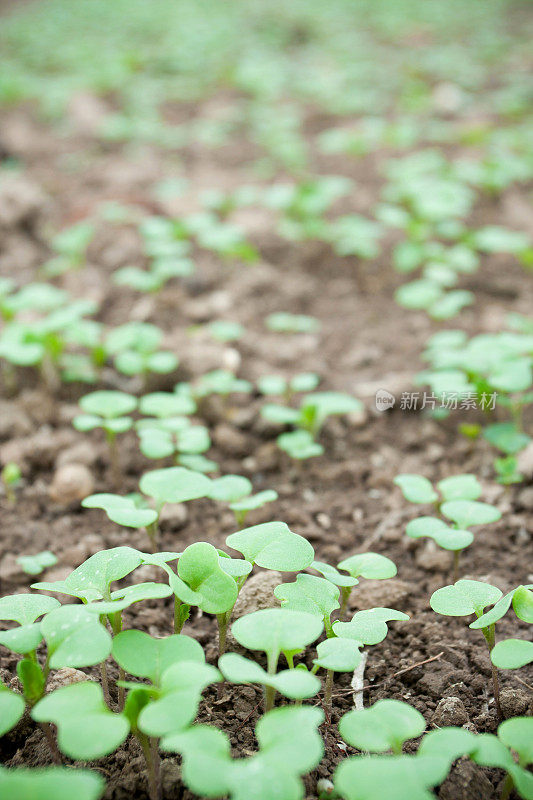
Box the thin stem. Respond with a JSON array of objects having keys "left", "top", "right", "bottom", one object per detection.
[
  {"left": 138, "top": 734, "right": 161, "bottom": 800},
  {"left": 217, "top": 613, "right": 228, "bottom": 656},
  {"left": 118, "top": 667, "right": 125, "bottom": 711},
  {"left": 265, "top": 651, "right": 278, "bottom": 712},
  {"left": 500, "top": 773, "right": 513, "bottom": 800},
  {"left": 106, "top": 431, "right": 121, "bottom": 489},
  {"left": 339, "top": 587, "right": 351, "bottom": 621},
  {"left": 39, "top": 721, "right": 62, "bottom": 765},
  {"left": 324, "top": 669, "right": 334, "bottom": 709},
  {"left": 101, "top": 661, "right": 111, "bottom": 708},
  {"left": 452, "top": 550, "right": 461, "bottom": 584},
  {"left": 482, "top": 624, "right": 503, "bottom": 721},
  {"left": 146, "top": 521, "right": 159, "bottom": 552}
]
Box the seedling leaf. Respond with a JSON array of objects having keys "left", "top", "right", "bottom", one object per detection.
[
  {"left": 394, "top": 474, "right": 438, "bottom": 504},
  {"left": 226, "top": 521, "right": 314, "bottom": 571}
]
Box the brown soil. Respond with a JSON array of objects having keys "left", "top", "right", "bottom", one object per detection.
[{"left": 0, "top": 85, "right": 532, "bottom": 799}]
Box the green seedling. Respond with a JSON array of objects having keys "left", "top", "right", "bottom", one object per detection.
[
  {"left": 139, "top": 466, "right": 212, "bottom": 542},
  {"left": 334, "top": 753, "right": 450, "bottom": 800},
  {"left": 274, "top": 573, "right": 340, "bottom": 636},
  {"left": 193, "top": 369, "right": 253, "bottom": 400},
  {"left": 266, "top": 312, "right": 321, "bottom": 334},
  {"left": 257, "top": 372, "right": 320, "bottom": 400},
  {"left": 395, "top": 473, "right": 500, "bottom": 580},
  {"left": 229, "top": 490, "right": 278, "bottom": 527},
  {"left": 419, "top": 718, "right": 533, "bottom": 800},
  {"left": 0, "top": 682, "right": 25, "bottom": 736},
  {"left": 17, "top": 550, "right": 57, "bottom": 576},
  {"left": 339, "top": 698, "right": 426, "bottom": 755},
  {"left": 139, "top": 391, "right": 196, "bottom": 418},
  {"left": 430, "top": 580, "right": 533, "bottom": 719},
  {"left": 136, "top": 417, "right": 211, "bottom": 465},
  {"left": 0, "top": 767, "right": 105, "bottom": 800},
  {"left": 163, "top": 706, "right": 324, "bottom": 800},
  {"left": 156, "top": 542, "right": 243, "bottom": 651},
  {"left": 277, "top": 429, "right": 324, "bottom": 460},
  {"left": 219, "top": 652, "right": 321, "bottom": 705},
  {"left": 47, "top": 221, "right": 95, "bottom": 274},
  {"left": 0, "top": 282, "right": 67, "bottom": 322},
  {"left": 82, "top": 493, "right": 159, "bottom": 546},
  {"left": 112, "top": 629, "right": 220, "bottom": 798},
  {"left": 333, "top": 608, "right": 410, "bottom": 648},
  {"left": 207, "top": 474, "right": 277, "bottom": 526},
  {"left": 207, "top": 320, "right": 244, "bottom": 343},
  {"left": 335, "top": 552, "right": 398, "bottom": 617},
  {"left": 84, "top": 467, "right": 212, "bottom": 547},
  {"left": 226, "top": 520, "right": 314, "bottom": 572},
  {"left": 490, "top": 639, "right": 533, "bottom": 670},
  {"left": 105, "top": 321, "right": 178, "bottom": 381},
  {"left": 231, "top": 608, "right": 323, "bottom": 710},
  {"left": 32, "top": 682, "right": 130, "bottom": 760},
  {"left": 73, "top": 390, "right": 138, "bottom": 485},
  {"left": 1, "top": 461, "right": 22, "bottom": 505},
  {"left": 327, "top": 214, "right": 383, "bottom": 259}
]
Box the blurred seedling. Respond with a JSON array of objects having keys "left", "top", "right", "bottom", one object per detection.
[
  {"left": 257, "top": 371, "right": 320, "bottom": 401},
  {"left": 0, "top": 766, "right": 105, "bottom": 800},
  {"left": 207, "top": 474, "right": 278, "bottom": 526},
  {"left": 430, "top": 580, "right": 533, "bottom": 719},
  {"left": 43, "top": 220, "right": 95, "bottom": 276},
  {"left": 17, "top": 550, "right": 57, "bottom": 576},
  {"left": 83, "top": 466, "right": 212, "bottom": 548},
  {"left": 73, "top": 390, "right": 137, "bottom": 486},
  {"left": 1, "top": 461, "right": 22, "bottom": 505},
  {"left": 265, "top": 312, "right": 321, "bottom": 334},
  {"left": 263, "top": 176, "right": 352, "bottom": 241},
  {"left": 394, "top": 473, "right": 501, "bottom": 580},
  {"left": 105, "top": 321, "right": 179, "bottom": 384},
  {"left": 162, "top": 706, "right": 324, "bottom": 800},
  {"left": 262, "top": 390, "right": 363, "bottom": 460}
]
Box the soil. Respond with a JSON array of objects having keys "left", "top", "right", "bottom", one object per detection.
[{"left": 0, "top": 69, "right": 532, "bottom": 800}]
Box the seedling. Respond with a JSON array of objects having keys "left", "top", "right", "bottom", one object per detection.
[
  {"left": 430, "top": 580, "right": 533, "bottom": 719},
  {"left": 230, "top": 608, "right": 323, "bottom": 709},
  {"left": 257, "top": 372, "right": 320, "bottom": 400},
  {"left": 32, "top": 681, "right": 130, "bottom": 760},
  {"left": 226, "top": 520, "right": 314, "bottom": 572},
  {"left": 395, "top": 473, "right": 500, "bottom": 580},
  {"left": 139, "top": 466, "right": 212, "bottom": 542},
  {"left": 105, "top": 321, "right": 178, "bottom": 382},
  {"left": 17, "top": 550, "right": 57, "bottom": 576},
  {"left": 274, "top": 573, "right": 340, "bottom": 636},
  {"left": 0, "top": 767, "right": 105, "bottom": 800},
  {"left": 47, "top": 221, "right": 95, "bottom": 274},
  {"left": 193, "top": 369, "right": 253, "bottom": 400},
  {"left": 335, "top": 552, "right": 398, "bottom": 618},
  {"left": 73, "top": 390, "right": 138, "bottom": 485},
  {"left": 1, "top": 461, "right": 22, "bottom": 505},
  {"left": 229, "top": 490, "right": 278, "bottom": 527},
  {"left": 219, "top": 651, "right": 321, "bottom": 705},
  {"left": 339, "top": 698, "right": 425, "bottom": 755},
  {"left": 112, "top": 628, "right": 220, "bottom": 798},
  {"left": 162, "top": 706, "right": 324, "bottom": 800},
  {"left": 157, "top": 541, "right": 242, "bottom": 651},
  {"left": 334, "top": 754, "right": 450, "bottom": 800},
  {"left": 207, "top": 320, "right": 244, "bottom": 343},
  {"left": 266, "top": 312, "right": 321, "bottom": 334}
]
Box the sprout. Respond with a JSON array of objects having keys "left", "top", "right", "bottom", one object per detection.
[
  {"left": 82, "top": 493, "right": 159, "bottom": 546},
  {"left": 17, "top": 550, "right": 58, "bottom": 576},
  {"left": 395, "top": 473, "right": 500, "bottom": 580},
  {"left": 1, "top": 461, "right": 22, "bottom": 505},
  {"left": 159, "top": 542, "right": 240, "bottom": 650},
  {"left": 266, "top": 312, "right": 320, "bottom": 334},
  {"left": 32, "top": 682, "right": 130, "bottom": 760},
  {"left": 0, "top": 767, "right": 105, "bottom": 800},
  {"left": 274, "top": 573, "right": 340, "bottom": 636},
  {"left": 231, "top": 608, "right": 323, "bottom": 710},
  {"left": 73, "top": 391, "right": 138, "bottom": 485},
  {"left": 162, "top": 706, "right": 324, "bottom": 800},
  {"left": 336, "top": 552, "right": 398, "bottom": 618},
  {"left": 263, "top": 390, "right": 363, "bottom": 459},
  {"left": 207, "top": 320, "right": 244, "bottom": 343},
  {"left": 105, "top": 321, "right": 178, "bottom": 381},
  {"left": 193, "top": 369, "right": 253, "bottom": 399},
  {"left": 339, "top": 699, "right": 426, "bottom": 755},
  {"left": 219, "top": 652, "right": 321, "bottom": 706},
  {"left": 430, "top": 580, "right": 533, "bottom": 719},
  {"left": 226, "top": 521, "right": 314, "bottom": 572},
  {"left": 258, "top": 372, "right": 320, "bottom": 399},
  {"left": 334, "top": 754, "right": 449, "bottom": 800},
  {"left": 229, "top": 489, "right": 278, "bottom": 527}
]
